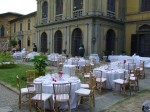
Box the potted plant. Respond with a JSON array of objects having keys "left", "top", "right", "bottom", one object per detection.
[{"left": 31, "top": 53, "right": 48, "bottom": 77}]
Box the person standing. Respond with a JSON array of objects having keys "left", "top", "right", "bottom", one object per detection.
[
  {"left": 78, "top": 45, "right": 85, "bottom": 57},
  {"left": 33, "top": 43, "right": 37, "bottom": 52}
]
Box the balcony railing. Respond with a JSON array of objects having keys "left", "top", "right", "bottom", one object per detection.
[
  {"left": 73, "top": 9, "right": 83, "bottom": 18},
  {"left": 107, "top": 10, "right": 116, "bottom": 19},
  {"left": 18, "top": 31, "right": 23, "bottom": 36},
  {"left": 41, "top": 18, "right": 48, "bottom": 24},
  {"left": 55, "top": 14, "right": 63, "bottom": 21}
]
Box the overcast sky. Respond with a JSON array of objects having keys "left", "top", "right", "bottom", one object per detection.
[{"left": 0, "top": 0, "right": 37, "bottom": 15}]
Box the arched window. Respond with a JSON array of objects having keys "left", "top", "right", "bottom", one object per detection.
[
  {"left": 73, "top": 0, "right": 83, "bottom": 11},
  {"left": 56, "top": 0, "right": 63, "bottom": 15},
  {"left": 20, "top": 22, "right": 22, "bottom": 31},
  {"left": 107, "top": 0, "right": 116, "bottom": 18},
  {"left": 28, "top": 19, "right": 30, "bottom": 30},
  {"left": 141, "top": 0, "right": 150, "bottom": 12},
  {"left": 71, "top": 28, "right": 82, "bottom": 56},
  {"left": 27, "top": 36, "right": 30, "bottom": 47},
  {"left": 42, "top": 1, "right": 48, "bottom": 19},
  {"left": 1, "top": 25, "right": 4, "bottom": 36},
  {"left": 54, "top": 30, "right": 62, "bottom": 54},
  {"left": 55, "top": 0, "right": 63, "bottom": 21},
  {"left": 14, "top": 23, "right": 16, "bottom": 33},
  {"left": 41, "top": 32, "right": 47, "bottom": 53},
  {"left": 106, "top": 29, "right": 116, "bottom": 55},
  {"left": 139, "top": 24, "right": 150, "bottom": 31}
]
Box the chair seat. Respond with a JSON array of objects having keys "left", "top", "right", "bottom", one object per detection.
[
  {"left": 130, "top": 76, "right": 137, "bottom": 81},
  {"left": 84, "top": 74, "right": 90, "bottom": 78},
  {"left": 32, "top": 93, "right": 51, "bottom": 101},
  {"left": 21, "top": 88, "right": 28, "bottom": 94},
  {"left": 113, "top": 79, "right": 128, "bottom": 84},
  {"left": 130, "top": 73, "right": 135, "bottom": 77},
  {"left": 28, "top": 87, "right": 35, "bottom": 93},
  {"left": 75, "top": 88, "right": 91, "bottom": 95},
  {"left": 80, "top": 83, "right": 89, "bottom": 89},
  {"left": 54, "top": 94, "right": 69, "bottom": 102},
  {"left": 96, "top": 78, "right": 107, "bottom": 83}
]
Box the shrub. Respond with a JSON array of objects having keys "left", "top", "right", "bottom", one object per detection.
[
  {"left": 31, "top": 53, "right": 48, "bottom": 77},
  {"left": 0, "top": 52, "right": 15, "bottom": 68}
]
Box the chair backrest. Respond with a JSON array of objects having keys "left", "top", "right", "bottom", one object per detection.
[
  {"left": 25, "top": 70, "right": 35, "bottom": 82},
  {"left": 139, "top": 60, "right": 144, "bottom": 68},
  {"left": 94, "top": 70, "right": 103, "bottom": 81},
  {"left": 118, "top": 62, "right": 125, "bottom": 69},
  {"left": 34, "top": 82, "right": 43, "bottom": 100},
  {"left": 128, "top": 63, "right": 136, "bottom": 71},
  {"left": 16, "top": 75, "right": 21, "bottom": 93},
  {"left": 90, "top": 77, "right": 96, "bottom": 92},
  {"left": 127, "top": 59, "right": 134, "bottom": 63},
  {"left": 53, "top": 82, "right": 71, "bottom": 99},
  {"left": 85, "top": 64, "right": 91, "bottom": 73}
]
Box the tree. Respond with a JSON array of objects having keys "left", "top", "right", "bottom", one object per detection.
[{"left": 9, "top": 38, "right": 17, "bottom": 47}]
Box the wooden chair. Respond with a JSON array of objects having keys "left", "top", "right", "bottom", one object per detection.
[
  {"left": 75, "top": 76, "right": 96, "bottom": 111},
  {"left": 137, "top": 60, "right": 145, "bottom": 78},
  {"left": 27, "top": 82, "right": 52, "bottom": 112},
  {"left": 16, "top": 75, "right": 28, "bottom": 109},
  {"left": 113, "top": 71, "right": 129, "bottom": 96},
  {"left": 25, "top": 70, "right": 35, "bottom": 82},
  {"left": 95, "top": 70, "right": 107, "bottom": 94},
  {"left": 82, "top": 64, "right": 91, "bottom": 83},
  {"left": 128, "top": 63, "right": 136, "bottom": 76},
  {"left": 129, "top": 69, "right": 139, "bottom": 96},
  {"left": 53, "top": 82, "right": 71, "bottom": 112}
]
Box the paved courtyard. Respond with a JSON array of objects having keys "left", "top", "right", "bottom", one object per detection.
[{"left": 0, "top": 61, "right": 150, "bottom": 112}]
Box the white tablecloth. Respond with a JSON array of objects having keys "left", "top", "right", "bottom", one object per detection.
[
  {"left": 13, "top": 49, "right": 28, "bottom": 58},
  {"left": 93, "top": 62, "right": 127, "bottom": 90},
  {"left": 26, "top": 52, "right": 40, "bottom": 59},
  {"left": 89, "top": 54, "right": 100, "bottom": 64},
  {"left": 34, "top": 74, "right": 80, "bottom": 109},
  {"left": 62, "top": 65, "right": 76, "bottom": 76},
  {"left": 108, "top": 55, "right": 150, "bottom": 68}
]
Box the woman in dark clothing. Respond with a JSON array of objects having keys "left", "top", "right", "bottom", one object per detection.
[{"left": 78, "top": 45, "right": 85, "bottom": 57}]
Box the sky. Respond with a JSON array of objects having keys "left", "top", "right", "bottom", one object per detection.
[{"left": 0, "top": 0, "right": 37, "bottom": 15}]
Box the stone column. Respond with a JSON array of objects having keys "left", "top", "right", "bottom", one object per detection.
[
  {"left": 88, "top": 23, "right": 93, "bottom": 55},
  {"left": 84, "top": 23, "right": 89, "bottom": 56}
]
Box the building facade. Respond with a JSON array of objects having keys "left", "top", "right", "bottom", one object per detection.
[
  {"left": 0, "top": 0, "right": 150, "bottom": 57},
  {"left": 0, "top": 12, "right": 22, "bottom": 51},
  {"left": 10, "top": 12, "right": 36, "bottom": 51},
  {"left": 125, "top": 0, "right": 150, "bottom": 57},
  {"left": 35, "top": 0, "right": 125, "bottom": 57}
]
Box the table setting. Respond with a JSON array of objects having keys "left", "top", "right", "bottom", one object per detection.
[{"left": 33, "top": 72, "right": 81, "bottom": 109}]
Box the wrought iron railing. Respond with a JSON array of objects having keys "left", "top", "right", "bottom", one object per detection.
[
  {"left": 107, "top": 10, "right": 116, "bottom": 18},
  {"left": 55, "top": 14, "right": 63, "bottom": 21},
  {"left": 73, "top": 9, "right": 83, "bottom": 18}
]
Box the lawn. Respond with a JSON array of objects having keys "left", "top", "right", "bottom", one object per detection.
[{"left": 0, "top": 64, "right": 34, "bottom": 88}]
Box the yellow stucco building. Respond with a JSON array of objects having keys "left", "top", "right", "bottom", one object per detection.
[
  {"left": 125, "top": 0, "right": 150, "bottom": 57},
  {"left": 0, "top": 0, "right": 150, "bottom": 57}
]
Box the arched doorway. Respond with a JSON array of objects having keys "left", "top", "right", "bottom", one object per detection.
[
  {"left": 71, "top": 28, "right": 82, "bottom": 56},
  {"left": 131, "top": 24, "right": 150, "bottom": 56},
  {"left": 41, "top": 32, "right": 47, "bottom": 53},
  {"left": 106, "top": 29, "right": 116, "bottom": 55},
  {"left": 18, "top": 39, "right": 21, "bottom": 51},
  {"left": 54, "top": 30, "right": 62, "bottom": 54}
]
